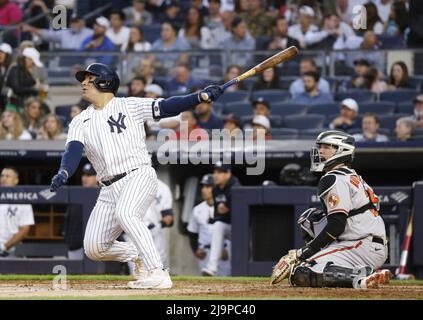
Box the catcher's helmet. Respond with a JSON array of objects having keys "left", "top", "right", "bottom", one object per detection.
[
  {"left": 75, "top": 63, "right": 120, "bottom": 95},
  {"left": 310, "top": 130, "right": 355, "bottom": 172}
]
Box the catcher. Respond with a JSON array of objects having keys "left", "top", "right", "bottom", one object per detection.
[{"left": 271, "top": 130, "right": 391, "bottom": 289}]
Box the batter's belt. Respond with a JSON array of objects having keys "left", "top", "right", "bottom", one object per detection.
[{"left": 100, "top": 168, "right": 138, "bottom": 186}]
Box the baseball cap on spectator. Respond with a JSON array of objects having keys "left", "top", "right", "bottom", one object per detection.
[
  {"left": 413, "top": 94, "right": 423, "bottom": 103},
  {"left": 82, "top": 163, "right": 96, "bottom": 176},
  {"left": 22, "top": 47, "right": 43, "bottom": 67},
  {"left": 252, "top": 97, "right": 271, "bottom": 110},
  {"left": 145, "top": 84, "right": 164, "bottom": 97},
  {"left": 0, "top": 43, "right": 12, "bottom": 55},
  {"left": 341, "top": 98, "right": 359, "bottom": 113},
  {"left": 223, "top": 113, "right": 240, "bottom": 127},
  {"left": 95, "top": 16, "right": 110, "bottom": 29},
  {"left": 252, "top": 115, "right": 271, "bottom": 130},
  {"left": 200, "top": 174, "right": 214, "bottom": 186},
  {"left": 214, "top": 160, "right": 231, "bottom": 172},
  {"left": 299, "top": 5, "right": 315, "bottom": 17},
  {"left": 353, "top": 59, "right": 370, "bottom": 67}
]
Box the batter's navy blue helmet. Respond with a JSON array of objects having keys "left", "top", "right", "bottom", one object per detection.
[{"left": 75, "top": 63, "right": 120, "bottom": 95}]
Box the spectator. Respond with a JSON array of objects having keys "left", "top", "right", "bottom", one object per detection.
[
  {"left": 329, "top": 98, "right": 360, "bottom": 131},
  {"left": 350, "top": 59, "right": 371, "bottom": 89},
  {"left": 387, "top": 61, "right": 413, "bottom": 90},
  {"left": 0, "top": 109, "right": 32, "bottom": 140},
  {"left": 80, "top": 16, "right": 116, "bottom": 66},
  {"left": 195, "top": 100, "right": 224, "bottom": 130},
  {"left": 384, "top": 0, "right": 408, "bottom": 36},
  {"left": 0, "top": 0, "right": 22, "bottom": 47},
  {"left": 251, "top": 114, "right": 272, "bottom": 141},
  {"left": 201, "top": 161, "right": 240, "bottom": 277},
  {"left": 0, "top": 166, "right": 34, "bottom": 258},
  {"left": 145, "top": 83, "right": 164, "bottom": 98},
  {"left": 287, "top": 5, "right": 319, "bottom": 49},
  {"left": 187, "top": 174, "right": 231, "bottom": 276},
  {"left": 123, "top": 0, "right": 153, "bottom": 26},
  {"left": 374, "top": 0, "right": 392, "bottom": 24},
  {"left": 289, "top": 57, "right": 330, "bottom": 97},
  {"left": 0, "top": 43, "right": 12, "bottom": 111},
  {"left": 252, "top": 97, "right": 271, "bottom": 118},
  {"left": 335, "top": 0, "right": 352, "bottom": 25},
  {"left": 346, "top": 31, "right": 384, "bottom": 70},
  {"left": 166, "top": 63, "right": 203, "bottom": 94},
  {"left": 252, "top": 66, "right": 281, "bottom": 91},
  {"left": 362, "top": 67, "right": 388, "bottom": 94},
  {"left": 6, "top": 47, "right": 47, "bottom": 112},
  {"left": 223, "top": 113, "right": 241, "bottom": 139},
  {"left": 395, "top": 117, "right": 415, "bottom": 141},
  {"left": 63, "top": 163, "right": 98, "bottom": 260},
  {"left": 191, "top": 0, "right": 209, "bottom": 17},
  {"left": 176, "top": 110, "right": 209, "bottom": 140},
  {"left": 127, "top": 76, "right": 146, "bottom": 97},
  {"left": 178, "top": 7, "right": 214, "bottom": 49},
  {"left": 240, "top": 0, "right": 271, "bottom": 37},
  {"left": 318, "top": 13, "right": 356, "bottom": 50},
  {"left": 157, "top": 0, "right": 184, "bottom": 29},
  {"left": 267, "top": 17, "right": 300, "bottom": 51},
  {"left": 64, "top": 103, "right": 84, "bottom": 132},
  {"left": 37, "top": 114, "right": 67, "bottom": 140},
  {"left": 18, "top": 40, "right": 35, "bottom": 54},
  {"left": 121, "top": 26, "right": 151, "bottom": 52},
  {"left": 138, "top": 58, "right": 162, "bottom": 87},
  {"left": 106, "top": 10, "right": 131, "bottom": 49},
  {"left": 219, "top": 17, "right": 255, "bottom": 67},
  {"left": 292, "top": 71, "right": 333, "bottom": 105},
  {"left": 407, "top": 94, "right": 423, "bottom": 129},
  {"left": 22, "top": 97, "right": 45, "bottom": 138},
  {"left": 222, "top": 65, "right": 245, "bottom": 92},
  {"left": 353, "top": 112, "right": 389, "bottom": 142},
  {"left": 407, "top": 0, "right": 423, "bottom": 48},
  {"left": 361, "top": 1, "right": 384, "bottom": 34},
  {"left": 21, "top": 14, "right": 93, "bottom": 50},
  {"left": 150, "top": 22, "right": 190, "bottom": 72},
  {"left": 211, "top": 10, "right": 234, "bottom": 46},
  {"left": 205, "top": 0, "right": 223, "bottom": 30}
]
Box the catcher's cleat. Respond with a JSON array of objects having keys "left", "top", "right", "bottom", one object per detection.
[
  {"left": 354, "top": 272, "right": 381, "bottom": 289},
  {"left": 376, "top": 269, "right": 392, "bottom": 285}
]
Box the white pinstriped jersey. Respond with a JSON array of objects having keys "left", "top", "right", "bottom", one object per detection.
[
  {"left": 144, "top": 179, "right": 173, "bottom": 226},
  {"left": 187, "top": 201, "right": 215, "bottom": 247},
  {"left": 320, "top": 167, "right": 386, "bottom": 241},
  {"left": 66, "top": 97, "right": 162, "bottom": 181}
]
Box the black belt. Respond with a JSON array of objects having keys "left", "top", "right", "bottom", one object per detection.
[
  {"left": 349, "top": 202, "right": 375, "bottom": 217},
  {"left": 100, "top": 168, "right": 138, "bottom": 186},
  {"left": 372, "top": 236, "right": 384, "bottom": 245}
]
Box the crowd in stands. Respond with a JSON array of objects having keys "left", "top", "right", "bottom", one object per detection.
[{"left": 0, "top": 0, "right": 422, "bottom": 143}]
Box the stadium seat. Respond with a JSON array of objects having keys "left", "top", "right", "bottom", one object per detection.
[
  {"left": 307, "top": 102, "right": 340, "bottom": 116},
  {"left": 279, "top": 78, "right": 296, "bottom": 90},
  {"left": 299, "top": 128, "right": 324, "bottom": 139},
  {"left": 408, "top": 76, "right": 423, "bottom": 91},
  {"left": 55, "top": 104, "right": 72, "bottom": 117},
  {"left": 379, "top": 90, "right": 419, "bottom": 103},
  {"left": 378, "top": 35, "right": 406, "bottom": 49},
  {"left": 334, "top": 90, "right": 375, "bottom": 102},
  {"left": 359, "top": 102, "right": 396, "bottom": 115},
  {"left": 412, "top": 128, "right": 423, "bottom": 140},
  {"left": 241, "top": 115, "right": 283, "bottom": 128},
  {"left": 278, "top": 62, "right": 300, "bottom": 76},
  {"left": 378, "top": 113, "right": 409, "bottom": 129},
  {"left": 223, "top": 101, "right": 253, "bottom": 117},
  {"left": 140, "top": 24, "right": 162, "bottom": 43},
  {"left": 216, "top": 90, "right": 250, "bottom": 104},
  {"left": 396, "top": 101, "right": 414, "bottom": 114},
  {"left": 269, "top": 128, "right": 299, "bottom": 139},
  {"left": 251, "top": 90, "right": 291, "bottom": 103},
  {"left": 283, "top": 114, "right": 325, "bottom": 130},
  {"left": 270, "top": 103, "right": 308, "bottom": 117}
]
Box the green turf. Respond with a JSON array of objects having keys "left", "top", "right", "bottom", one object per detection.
[{"left": 0, "top": 275, "right": 266, "bottom": 281}]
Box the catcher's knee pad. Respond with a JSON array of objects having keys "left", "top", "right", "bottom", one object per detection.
[
  {"left": 322, "top": 263, "right": 374, "bottom": 288},
  {"left": 289, "top": 266, "right": 323, "bottom": 287}
]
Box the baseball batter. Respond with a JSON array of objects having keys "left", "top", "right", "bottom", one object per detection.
[
  {"left": 271, "top": 131, "right": 391, "bottom": 289},
  {"left": 187, "top": 174, "right": 231, "bottom": 276},
  {"left": 50, "top": 63, "right": 223, "bottom": 289}
]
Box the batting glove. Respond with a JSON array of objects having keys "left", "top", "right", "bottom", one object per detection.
[
  {"left": 50, "top": 170, "right": 69, "bottom": 192},
  {"left": 199, "top": 85, "right": 223, "bottom": 103}
]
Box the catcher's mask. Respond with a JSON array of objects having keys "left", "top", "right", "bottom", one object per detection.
[{"left": 310, "top": 130, "right": 355, "bottom": 172}]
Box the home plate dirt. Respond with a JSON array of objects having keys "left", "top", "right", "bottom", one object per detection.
[{"left": 0, "top": 279, "right": 422, "bottom": 299}]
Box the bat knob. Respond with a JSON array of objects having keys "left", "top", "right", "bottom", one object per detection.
[{"left": 200, "top": 92, "right": 210, "bottom": 102}]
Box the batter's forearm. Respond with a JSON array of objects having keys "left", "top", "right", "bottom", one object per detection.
[
  {"left": 4, "top": 226, "right": 30, "bottom": 251},
  {"left": 59, "top": 141, "right": 84, "bottom": 177},
  {"left": 157, "top": 93, "right": 201, "bottom": 119}
]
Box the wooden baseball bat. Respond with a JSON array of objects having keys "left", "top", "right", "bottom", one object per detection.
[
  {"left": 396, "top": 210, "right": 414, "bottom": 279},
  {"left": 201, "top": 46, "right": 300, "bottom": 101}
]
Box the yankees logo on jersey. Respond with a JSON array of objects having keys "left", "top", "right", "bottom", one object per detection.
[
  {"left": 108, "top": 113, "right": 127, "bottom": 133},
  {"left": 7, "top": 206, "right": 17, "bottom": 218}
]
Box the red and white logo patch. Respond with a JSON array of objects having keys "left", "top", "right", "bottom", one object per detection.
[{"left": 328, "top": 193, "right": 340, "bottom": 208}]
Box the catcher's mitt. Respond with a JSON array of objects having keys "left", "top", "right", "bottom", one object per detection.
[{"left": 270, "top": 249, "right": 298, "bottom": 285}]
